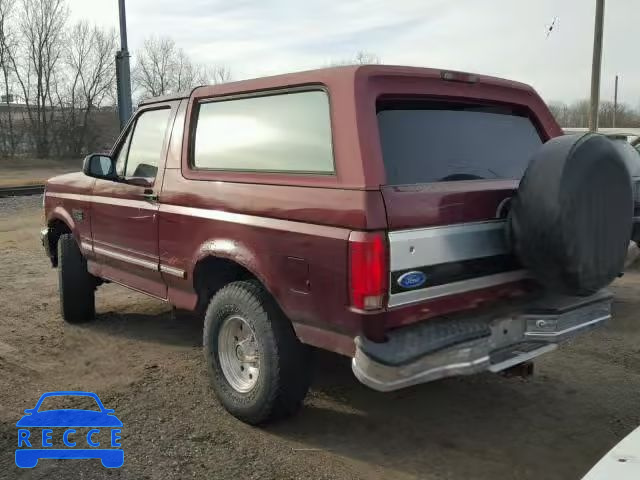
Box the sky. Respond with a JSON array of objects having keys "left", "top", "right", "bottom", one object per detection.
[{"left": 68, "top": 0, "right": 640, "bottom": 106}]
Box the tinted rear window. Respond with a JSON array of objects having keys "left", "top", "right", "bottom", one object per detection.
[{"left": 377, "top": 102, "right": 542, "bottom": 184}]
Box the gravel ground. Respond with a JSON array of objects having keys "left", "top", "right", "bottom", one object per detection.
[
  {"left": 0, "top": 194, "right": 43, "bottom": 214},
  {"left": 1, "top": 196, "right": 639, "bottom": 479}
]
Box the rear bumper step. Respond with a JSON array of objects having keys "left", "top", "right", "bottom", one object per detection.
[{"left": 352, "top": 291, "right": 611, "bottom": 391}]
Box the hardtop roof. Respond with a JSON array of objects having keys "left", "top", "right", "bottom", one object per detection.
[{"left": 139, "top": 64, "right": 534, "bottom": 106}]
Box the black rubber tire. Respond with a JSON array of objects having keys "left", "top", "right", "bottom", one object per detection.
[
  {"left": 57, "top": 234, "right": 96, "bottom": 323},
  {"left": 203, "top": 280, "right": 312, "bottom": 425},
  {"left": 510, "top": 133, "right": 633, "bottom": 296}
]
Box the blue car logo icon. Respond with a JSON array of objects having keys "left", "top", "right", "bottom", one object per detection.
[{"left": 16, "top": 391, "right": 123, "bottom": 468}]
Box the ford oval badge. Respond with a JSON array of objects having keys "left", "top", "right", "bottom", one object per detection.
[{"left": 397, "top": 271, "right": 427, "bottom": 289}]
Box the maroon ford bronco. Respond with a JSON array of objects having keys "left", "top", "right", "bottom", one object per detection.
[{"left": 41, "top": 66, "right": 633, "bottom": 424}]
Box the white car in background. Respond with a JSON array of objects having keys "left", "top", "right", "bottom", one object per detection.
[{"left": 582, "top": 426, "right": 640, "bottom": 479}]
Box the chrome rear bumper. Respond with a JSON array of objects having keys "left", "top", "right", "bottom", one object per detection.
[{"left": 352, "top": 291, "right": 611, "bottom": 392}]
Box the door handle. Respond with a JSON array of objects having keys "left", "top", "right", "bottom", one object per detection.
[{"left": 142, "top": 189, "right": 158, "bottom": 202}]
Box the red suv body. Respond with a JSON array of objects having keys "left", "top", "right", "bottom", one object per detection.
[{"left": 42, "top": 66, "right": 624, "bottom": 423}]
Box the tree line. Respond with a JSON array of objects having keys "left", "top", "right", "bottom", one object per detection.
[
  {"left": 0, "top": 0, "right": 230, "bottom": 159},
  {"left": 547, "top": 99, "right": 640, "bottom": 129}
]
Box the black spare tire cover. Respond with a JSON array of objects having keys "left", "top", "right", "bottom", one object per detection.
[{"left": 509, "top": 133, "right": 633, "bottom": 296}]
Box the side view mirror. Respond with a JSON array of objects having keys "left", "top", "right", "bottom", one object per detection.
[{"left": 83, "top": 153, "right": 117, "bottom": 180}]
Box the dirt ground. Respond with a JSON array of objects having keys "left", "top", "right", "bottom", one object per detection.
[
  {"left": 1, "top": 196, "right": 639, "bottom": 480},
  {"left": 0, "top": 159, "right": 78, "bottom": 188}
]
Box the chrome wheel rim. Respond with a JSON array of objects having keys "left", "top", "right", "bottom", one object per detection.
[{"left": 218, "top": 315, "right": 260, "bottom": 393}]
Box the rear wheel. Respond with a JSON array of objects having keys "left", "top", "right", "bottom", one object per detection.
[
  {"left": 58, "top": 233, "right": 96, "bottom": 323},
  {"left": 203, "top": 280, "right": 312, "bottom": 424}
]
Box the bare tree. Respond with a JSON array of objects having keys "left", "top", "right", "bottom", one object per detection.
[
  {"left": 0, "top": 0, "right": 17, "bottom": 156},
  {"left": 568, "top": 100, "right": 590, "bottom": 128},
  {"left": 548, "top": 98, "right": 640, "bottom": 128},
  {"left": 597, "top": 101, "right": 640, "bottom": 129},
  {"left": 174, "top": 47, "right": 201, "bottom": 92},
  {"left": 330, "top": 50, "right": 382, "bottom": 67},
  {"left": 547, "top": 101, "right": 569, "bottom": 127},
  {"left": 134, "top": 36, "right": 180, "bottom": 98},
  {"left": 55, "top": 22, "right": 117, "bottom": 156},
  {"left": 210, "top": 65, "right": 232, "bottom": 84},
  {"left": 133, "top": 35, "right": 231, "bottom": 100},
  {"left": 190, "top": 64, "right": 231, "bottom": 87},
  {"left": 354, "top": 51, "right": 381, "bottom": 65},
  {"left": 7, "top": 0, "right": 68, "bottom": 158}
]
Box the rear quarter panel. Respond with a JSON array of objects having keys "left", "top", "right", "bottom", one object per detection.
[{"left": 158, "top": 169, "right": 387, "bottom": 341}]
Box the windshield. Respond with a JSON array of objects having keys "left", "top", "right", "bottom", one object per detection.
[
  {"left": 377, "top": 101, "right": 543, "bottom": 185},
  {"left": 37, "top": 395, "right": 102, "bottom": 412}
]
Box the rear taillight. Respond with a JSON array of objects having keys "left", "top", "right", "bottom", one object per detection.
[{"left": 349, "top": 231, "right": 388, "bottom": 311}]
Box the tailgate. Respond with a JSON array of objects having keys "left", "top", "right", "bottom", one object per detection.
[
  {"left": 383, "top": 182, "right": 526, "bottom": 308},
  {"left": 376, "top": 99, "right": 544, "bottom": 310}
]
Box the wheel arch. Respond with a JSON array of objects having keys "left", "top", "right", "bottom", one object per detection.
[
  {"left": 47, "top": 211, "right": 75, "bottom": 267},
  {"left": 191, "top": 241, "right": 279, "bottom": 317}
]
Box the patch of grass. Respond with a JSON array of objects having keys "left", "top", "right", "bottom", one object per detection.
[{"left": 0, "top": 157, "right": 79, "bottom": 187}]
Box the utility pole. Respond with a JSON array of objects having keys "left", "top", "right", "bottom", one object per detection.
[
  {"left": 588, "top": 0, "right": 605, "bottom": 131},
  {"left": 115, "top": 0, "right": 133, "bottom": 129},
  {"left": 612, "top": 74, "right": 618, "bottom": 128}
]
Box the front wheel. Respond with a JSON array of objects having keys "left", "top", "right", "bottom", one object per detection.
[
  {"left": 58, "top": 234, "right": 96, "bottom": 323},
  {"left": 203, "top": 280, "right": 312, "bottom": 424}
]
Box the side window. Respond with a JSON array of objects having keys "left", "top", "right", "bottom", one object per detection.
[
  {"left": 120, "top": 108, "right": 171, "bottom": 179},
  {"left": 192, "top": 90, "right": 334, "bottom": 173}
]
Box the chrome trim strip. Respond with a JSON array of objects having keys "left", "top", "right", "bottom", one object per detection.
[
  {"left": 46, "top": 193, "right": 348, "bottom": 239},
  {"left": 388, "top": 220, "right": 508, "bottom": 271},
  {"left": 524, "top": 314, "right": 611, "bottom": 339},
  {"left": 46, "top": 192, "right": 92, "bottom": 202},
  {"left": 92, "top": 239, "right": 157, "bottom": 261},
  {"left": 80, "top": 241, "right": 92, "bottom": 253},
  {"left": 47, "top": 192, "right": 156, "bottom": 210},
  {"left": 388, "top": 270, "right": 528, "bottom": 308},
  {"left": 93, "top": 246, "right": 158, "bottom": 271},
  {"left": 160, "top": 264, "right": 186, "bottom": 278},
  {"left": 91, "top": 195, "right": 156, "bottom": 210},
  {"left": 161, "top": 203, "right": 348, "bottom": 239}
]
